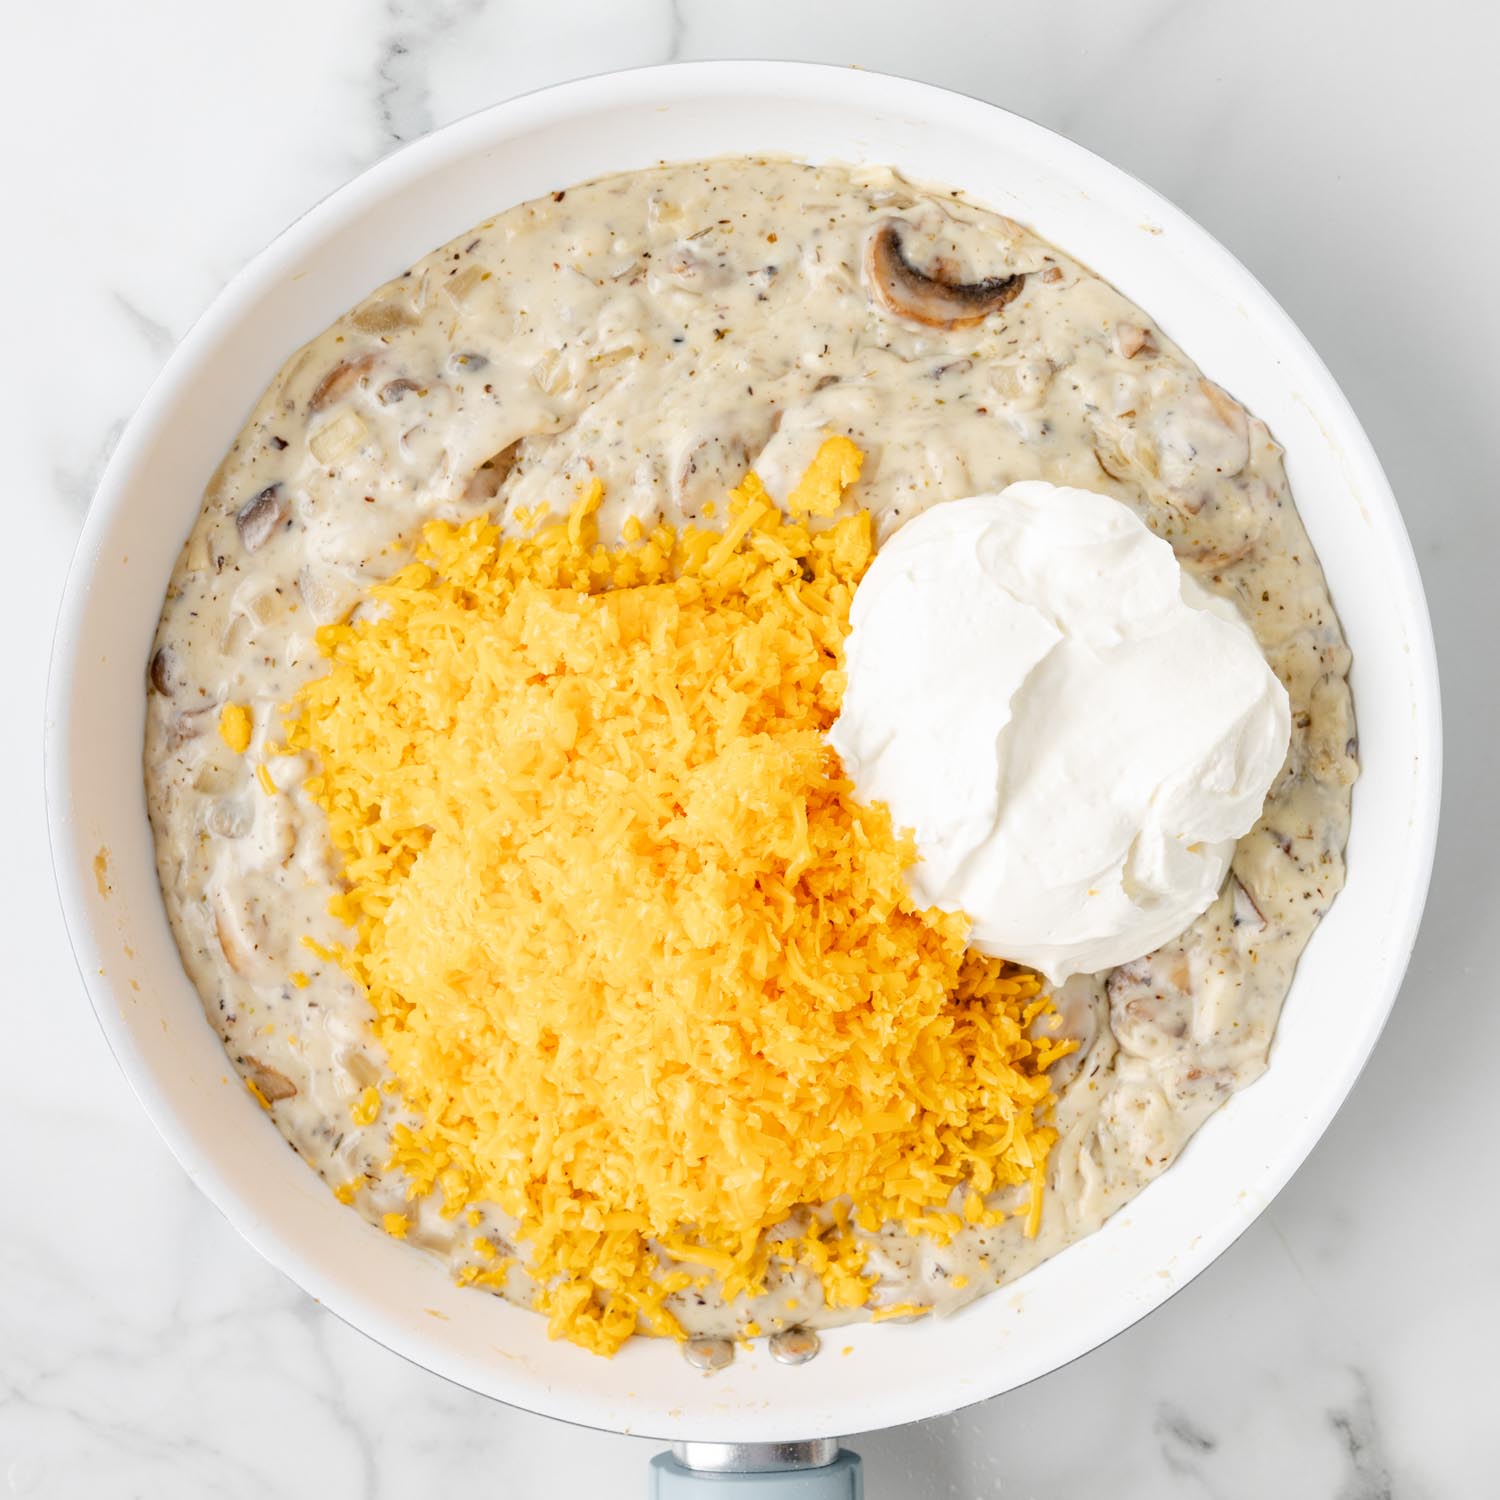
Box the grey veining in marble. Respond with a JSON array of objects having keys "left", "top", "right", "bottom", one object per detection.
[
  {"left": 6, "top": 0, "right": 1497, "bottom": 1495},
  {"left": 376, "top": 0, "right": 484, "bottom": 146}
]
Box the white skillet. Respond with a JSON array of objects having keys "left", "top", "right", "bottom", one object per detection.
[{"left": 45, "top": 62, "right": 1440, "bottom": 1496}]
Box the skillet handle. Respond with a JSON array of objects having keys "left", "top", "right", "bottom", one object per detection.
[{"left": 649, "top": 1443, "right": 862, "bottom": 1498}]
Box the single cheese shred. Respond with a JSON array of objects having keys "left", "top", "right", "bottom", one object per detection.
[
  {"left": 285, "top": 439, "right": 1073, "bottom": 1355},
  {"left": 217, "top": 702, "right": 252, "bottom": 754}
]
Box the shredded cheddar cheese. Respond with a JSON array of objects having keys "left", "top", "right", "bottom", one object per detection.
[
  {"left": 457, "top": 1259, "right": 513, "bottom": 1291},
  {"left": 785, "top": 434, "right": 862, "bottom": 517},
  {"left": 286, "top": 440, "right": 1073, "bottom": 1356},
  {"left": 869, "top": 1302, "right": 934, "bottom": 1323},
  {"left": 218, "top": 702, "right": 253, "bottom": 753},
  {"left": 350, "top": 1086, "right": 381, "bottom": 1126}
]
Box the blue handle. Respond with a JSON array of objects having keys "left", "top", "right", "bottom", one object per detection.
[{"left": 649, "top": 1450, "right": 862, "bottom": 1498}]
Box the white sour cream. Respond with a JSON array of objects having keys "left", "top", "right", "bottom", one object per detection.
[{"left": 829, "top": 482, "right": 1292, "bottom": 982}]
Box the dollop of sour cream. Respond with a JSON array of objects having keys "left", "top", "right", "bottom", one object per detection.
[{"left": 829, "top": 482, "right": 1291, "bottom": 983}]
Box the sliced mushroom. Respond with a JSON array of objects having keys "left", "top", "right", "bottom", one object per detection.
[
  {"left": 1106, "top": 947, "right": 1195, "bottom": 1056},
  {"left": 148, "top": 645, "right": 177, "bottom": 696},
  {"left": 235, "top": 484, "right": 288, "bottom": 552},
  {"left": 212, "top": 894, "right": 254, "bottom": 975},
  {"left": 351, "top": 300, "right": 418, "bottom": 335},
  {"left": 241, "top": 1055, "right": 297, "bottom": 1103},
  {"left": 1094, "top": 449, "right": 1128, "bottom": 484},
  {"left": 865, "top": 220, "right": 1025, "bottom": 330},
  {"left": 1040, "top": 974, "right": 1106, "bottom": 1089},
  {"left": 210, "top": 882, "right": 282, "bottom": 976},
  {"left": 1199, "top": 379, "right": 1245, "bottom": 432},
  {"left": 464, "top": 441, "right": 522, "bottom": 503},
  {"left": 166, "top": 707, "right": 213, "bottom": 750},
  {"left": 378, "top": 377, "right": 421, "bottom": 405},
  {"left": 670, "top": 423, "right": 772, "bottom": 516},
  {"left": 308, "top": 353, "right": 376, "bottom": 412},
  {"left": 1114, "top": 323, "right": 1155, "bottom": 360},
  {"left": 1231, "top": 875, "right": 1268, "bottom": 932},
  {"left": 1303, "top": 672, "right": 1359, "bottom": 788}
]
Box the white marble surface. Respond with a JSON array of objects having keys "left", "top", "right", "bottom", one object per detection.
[{"left": 6, "top": 1, "right": 1497, "bottom": 1494}]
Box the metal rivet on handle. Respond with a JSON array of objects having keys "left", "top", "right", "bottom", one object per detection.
[
  {"left": 769, "top": 1326, "right": 821, "bottom": 1365},
  {"left": 682, "top": 1335, "right": 734, "bottom": 1371}
]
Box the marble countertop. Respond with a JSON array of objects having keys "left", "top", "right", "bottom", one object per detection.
[{"left": 6, "top": 1, "right": 1496, "bottom": 1495}]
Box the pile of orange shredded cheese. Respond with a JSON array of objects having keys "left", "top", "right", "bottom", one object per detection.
[{"left": 285, "top": 438, "right": 1074, "bottom": 1356}]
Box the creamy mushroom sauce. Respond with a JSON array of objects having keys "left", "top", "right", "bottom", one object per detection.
[{"left": 144, "top": 158, "right": 1356, "bottom": 1351}]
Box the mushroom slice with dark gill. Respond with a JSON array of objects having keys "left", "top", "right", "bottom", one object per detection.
[
  {"left": 241, "top": 1054, "right": 297, "bottom": 1103},
  {"left": 1230, "top": 875, "right": 1267, "bottom": 932},
  {"left": 464, "top": 440, "right": 522, "bottom": 502},
  {"left": 865, "top": 220, "right": 1025, "bottom": 331},
  {"left": 148, "top": 645, "right": 177, "bottom": 696},
  {"left": 235, "top": 484, "right": 288, "bottom": 552},
  {"left": 378, "top": 377, "right": 421, "bottom": 405},
  {"left": 308, "top": 353, "right": 376, "bottom": 412}
]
